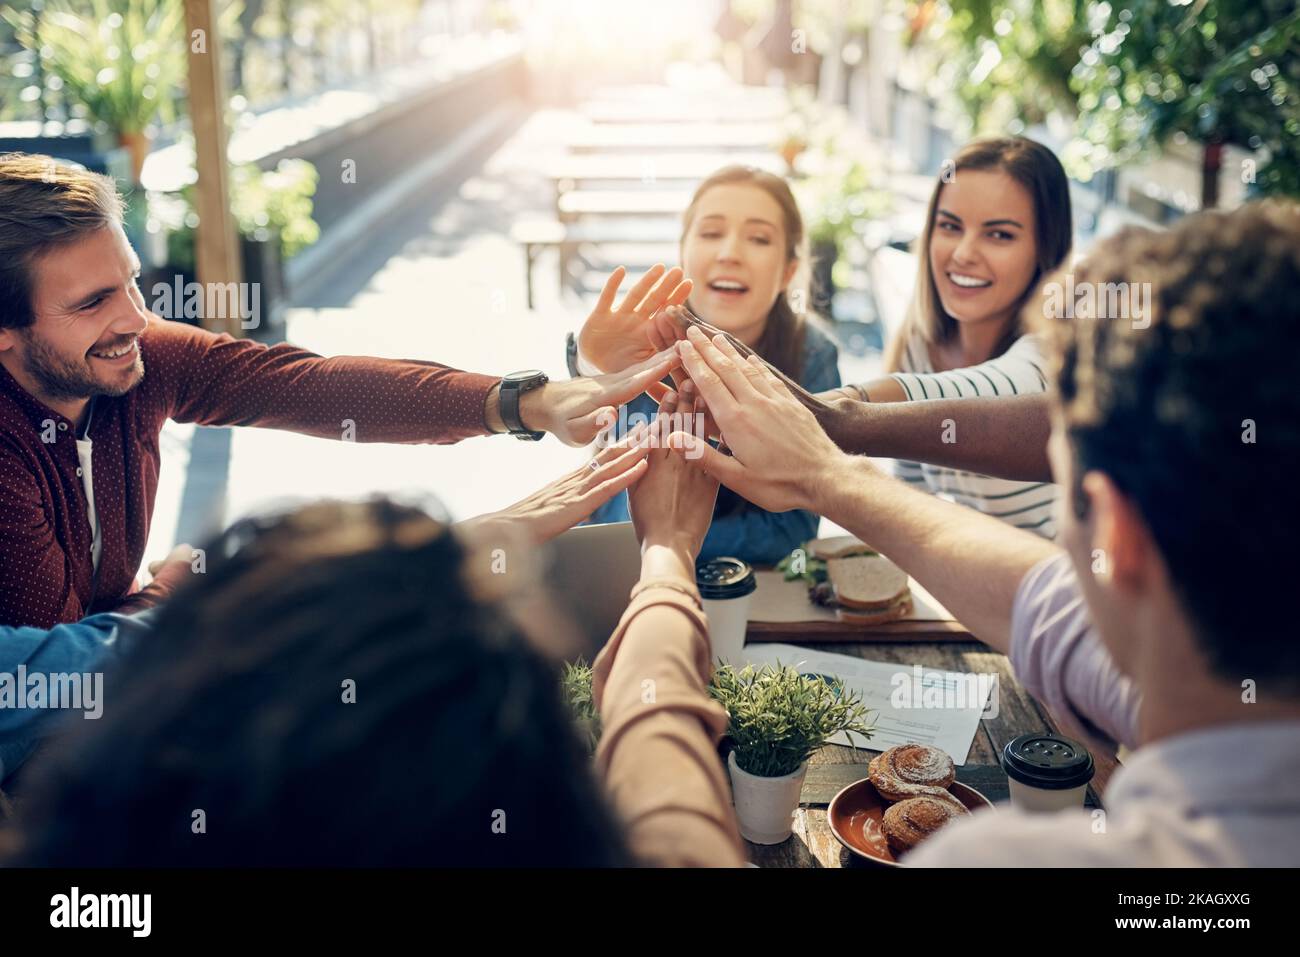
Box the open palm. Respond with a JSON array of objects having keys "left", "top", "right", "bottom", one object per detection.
[{"left": 578, "top": 264, "right": 693, "bottom": 374}]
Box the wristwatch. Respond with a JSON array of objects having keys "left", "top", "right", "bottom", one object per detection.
[{"left": 498, "top": 369, "right": 548, "bottom": 441}]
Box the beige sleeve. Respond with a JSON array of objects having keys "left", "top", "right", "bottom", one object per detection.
[{"left": 592, "top": 588, "right": 746, "bottom": 867}]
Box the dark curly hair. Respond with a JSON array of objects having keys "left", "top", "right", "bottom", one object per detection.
[
  {"left": 7, "top": 498, "right": 631, "bottom": 866},
  {"left": 1041, "top": 201, "right": 1300, "bottom": 688}
]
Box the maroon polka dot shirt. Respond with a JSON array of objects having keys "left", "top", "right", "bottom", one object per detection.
[{"left": 0, "top": 317, "right": 498, "bottom": 628}]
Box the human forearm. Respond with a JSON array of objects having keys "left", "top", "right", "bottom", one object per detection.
[
  {"left": 813, "top": 456, "right": 1060, "bottom": 652},
  {"left": 595, "top": 596, "right": 744, "bottom": 866},
  {"left": 0, "top": 614, "right": 127, "bottom": 740},
  {"left": 639, "top": 540, "right": 697, "bottom": 581},
  {"left": 671, "top": 328, "right": 1059, "bottom": 651},
  {"left": 592, "top": 549, "right": 745, "bottom": 866},
  {"left": 815, "top": 393, "right": 1053, "bottom": 482},
  {"left": 159, "top": 319, "right": 499, "bottom": 444}
]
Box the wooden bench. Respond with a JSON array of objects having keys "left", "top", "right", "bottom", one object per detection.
[
  {"left": 581, "top": 99, "right": 786, "bottom": 125},
  {"left": 556, "top": 189, "right": 694, "bottom": 223},
  {"left": 510, "top": 218, "right": 682, "bottom": 308}
]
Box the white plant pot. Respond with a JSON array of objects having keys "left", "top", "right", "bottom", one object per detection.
[{"left": 727, "top": 751, "right": 809, "bottom": 845}]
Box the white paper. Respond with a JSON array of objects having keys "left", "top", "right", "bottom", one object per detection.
[{"left": 739, "top": 643, "right": 995, "bottom": 766}]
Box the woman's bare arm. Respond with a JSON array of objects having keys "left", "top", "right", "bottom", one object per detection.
[{"left": 814, "top": 392, "right": 1054, "bottom": 483}]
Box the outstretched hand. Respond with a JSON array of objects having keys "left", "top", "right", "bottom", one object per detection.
[
  {"left": 626, "top": 380, "right": 718, "bottom": 559},
  {"left": 462, "top": 424, "right": 655, "bottom": 545},
  {"left": 522, "top": 347, "right": 683, "bottom": 446},
  {"left": 649, "top": 305, "right": 838, "bottom": 420},
  {"left": 577, "top": 264, "right": 693, "bottom": 374},
  {"left": 664, "top": 325, "right": 849, "bottom": 514}
]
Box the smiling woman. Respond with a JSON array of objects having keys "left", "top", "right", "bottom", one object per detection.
[
  {"left": 896, "top": 137, "right": 1072, "bottom": 374},
  {"left": 836, "top": 138, "right": 1073, "bottom": 540}
]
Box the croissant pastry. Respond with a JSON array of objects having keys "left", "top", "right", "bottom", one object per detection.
[
  {"left": 868, "top": 743, "right": 958, "bottom": 802},
  {"left": 881, "top": 795, "right": 970, "bottom": 855}
]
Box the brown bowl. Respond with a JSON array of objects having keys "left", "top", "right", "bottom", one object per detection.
[{"left": 828, "top": 777, "right": 994, "bottom": 866}]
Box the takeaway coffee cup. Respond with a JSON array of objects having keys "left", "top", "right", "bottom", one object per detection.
[
  {"left": 696, "top": 557, "right": 757, "bottom": 668},
  {"left": 1002, "top": 732, "right": 1095, "bottom": 812}
]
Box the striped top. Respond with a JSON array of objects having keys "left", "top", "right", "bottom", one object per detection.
[{"left": 889, "top": 329, "right": 1059, "bottom": 539}]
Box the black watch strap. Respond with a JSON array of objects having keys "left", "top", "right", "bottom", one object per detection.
[{"left": 499, "top": 371, "right": 548, "bottom": 441}]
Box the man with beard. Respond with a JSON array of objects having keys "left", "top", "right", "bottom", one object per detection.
[{"left": 0, "top": 153, "right": 687, "bottom": 628}]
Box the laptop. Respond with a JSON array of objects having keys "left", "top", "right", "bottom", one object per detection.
[{"left": 543, "top": 522, "right": 643, "bottom": 657}]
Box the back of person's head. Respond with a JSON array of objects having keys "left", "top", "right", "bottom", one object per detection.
[
  {"left": 1042, "top": 200, "right": 1300, "bottom": 691},
  {"left": 9, "top": 498, "right": 630, "bottom": 866},
  {"left": 0, "top": 153, "right": 124, "bottom": 332}
]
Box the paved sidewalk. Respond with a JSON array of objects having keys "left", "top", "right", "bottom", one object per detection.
[
  {"left": 143, "top": 102, "right": 884, "bottom": 567},
  {"left": 145, "top": 108, "right": 615, "bottom": 564}
]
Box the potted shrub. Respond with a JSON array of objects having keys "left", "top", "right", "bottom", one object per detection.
[
  {"left": 4, "top": 0, "right": 196, "bottom": 184},
  {"left": 774, "top": 85, "right": 818, "bottom": 177},
  {"left": 160, "top": 158, "right": 320, "bottom": 325},
  {"left": 560, "top": 657, "right": 874, "bottom": 846},
  {"left": 711, "top": 662, "right": 874, "bottom": 845},
  {"left": 798, "top": 159, "right": 891, "bottom": 314},
  {"left": 561, "top": 658, "right": 601, "bottom": 754}
]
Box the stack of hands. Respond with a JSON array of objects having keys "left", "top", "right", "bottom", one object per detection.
[{"left": 469, "top": 280, "right": 875, "bottom": 569}]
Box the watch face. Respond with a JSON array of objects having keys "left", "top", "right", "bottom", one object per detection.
[{"left": 504, "top": 369, "right": 545, "bottom": 383}]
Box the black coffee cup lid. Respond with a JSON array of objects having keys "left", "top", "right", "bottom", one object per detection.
[
  {"left": 1002, "top": 732, "right": 1095, "bottom": 790},
  {"left": 696, "top": 556, "right": 756, "bottom": 600}
]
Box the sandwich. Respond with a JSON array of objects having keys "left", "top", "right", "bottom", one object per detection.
[
  {"left": 779, "top": 537, "right": 913, "bottom": 625},
  {"left": 825, "top": 552, "right": 913, "bottom": 625}
]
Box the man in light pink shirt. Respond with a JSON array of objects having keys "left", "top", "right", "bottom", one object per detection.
[{"left": 667, "top": 200, "right": 1300, "bottom": 866}]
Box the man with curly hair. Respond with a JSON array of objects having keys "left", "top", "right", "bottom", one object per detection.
[{"left": 667, "top": 200, "right": 1300, "bottom": 866}]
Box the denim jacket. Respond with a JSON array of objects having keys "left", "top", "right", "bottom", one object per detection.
[{"left": 0, "top": 611, "right": 153, "bottom": 782}]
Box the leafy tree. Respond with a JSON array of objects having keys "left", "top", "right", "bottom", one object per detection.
[
  {"left": 1071, "top": 0, "right": 1300, "bottom": 204},
  {"left": 924, "top": 0, "right": 1095, "bottom": 138}
]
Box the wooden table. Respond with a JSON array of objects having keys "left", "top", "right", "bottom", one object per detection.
[{"left": 745, "top": 638, "right": 1121, "bottom": 868}]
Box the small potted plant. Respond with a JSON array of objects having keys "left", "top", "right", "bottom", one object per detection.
[
  {"left": 160, "top": 158, "right": 320, "bottom": 325},
  {"left": 3, "top": 0, "right": 210, "bottom": 184},
  {"left": 559, "top": 657, "right": 874, "bottom": 846},
  {"left": 798, "top": 159, "right": 891, "bottom": 314},
  {"left": 774, "top": 85, "right": 817, "bottom": 176},
  {"left": 561, "top": 658, "right": 601, "bottom": 754},
  {"left": 711, "top": 662, "right": 874, "bottom": 845}
]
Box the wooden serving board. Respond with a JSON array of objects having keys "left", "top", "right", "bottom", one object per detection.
[{"left": 744, "top": 570, "right": 974, "bottom": 643}]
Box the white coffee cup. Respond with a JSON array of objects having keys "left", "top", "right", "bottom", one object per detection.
[
  {"left": 697, "top": 557, "right": 757, "bottom": 668},
  {"left": 1002, "top": 732, "right": 1095, "bottom": 812}
]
